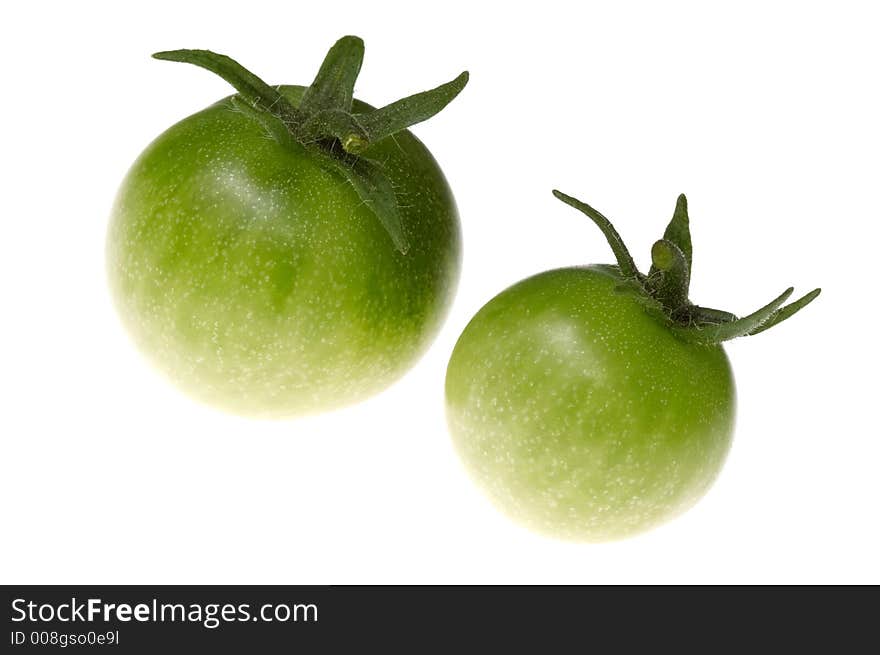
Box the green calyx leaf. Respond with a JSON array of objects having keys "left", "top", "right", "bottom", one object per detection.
[
  {"left": 551, "top": 190, "right": 639, "bottom": 279},
  {"left": 152, "top": 36, "right": 468, "bottom": 253},
  {"left": 353, "top": 72, "right": 469, "bottom": 146},
  {"left": 649, "top": 194, "right": 692, "bottom": 278},
  {"left": 152, "top": 49, "right": 304, "bottom": 126},
  {"left": 553, "top": 190, "right": 821, "bottom": 345},
  {"left": 311, "top": 148, "right": 409, "bottom": 254},
  {"left": 298, "top": 35, "right": 364, "bottom": 115},
  {"left": 673, "top": 287, "right": 794, "bottom": 344},
  {"left": 745, "top": 287, "right": 822, "bottom": 336}
]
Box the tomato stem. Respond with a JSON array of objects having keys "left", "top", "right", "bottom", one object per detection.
[
  {"left": 151, "top": 37, "right": 468, "bottom": 254},
  {"left": 647, "top": 239, "right": 690, "bottom": 311},
  {"left": 553, "top": 190, "right": 821, "bottom": 343}
]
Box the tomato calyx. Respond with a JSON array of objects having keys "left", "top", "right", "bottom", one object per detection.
[
  {"left": 152, "top": 36, "right": 469, "bottom": 254},
  {"left": 552, "top": 190, "right": 821, "bottom": 344}
]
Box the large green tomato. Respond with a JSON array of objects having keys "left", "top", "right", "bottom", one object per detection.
[
  {"left": 446, "top": 191, "right": 819, "bottom": 541},
  {"left": 107, "top": 39, "right": 467, "bottom": 417}
]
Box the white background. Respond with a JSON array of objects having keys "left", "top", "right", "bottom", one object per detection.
[{"left": 2, "top": 1, "right": 878, "bottom": 584}]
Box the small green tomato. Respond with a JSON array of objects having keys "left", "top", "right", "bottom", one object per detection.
[
  {"left": 445, "top": 191, "right": 820, "bottom": 541},
  {"left": 107, "top": 37, "right": 467, "bottom": 417}
]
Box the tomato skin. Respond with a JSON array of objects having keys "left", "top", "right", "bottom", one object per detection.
[
  {"left": 107, "top": 86, "right": 460, "bottom": 417},
  {"left": 445, "top": 266, "right": 736, "bottom": 541}
]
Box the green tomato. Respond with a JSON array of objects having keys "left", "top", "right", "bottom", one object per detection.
[
  {"left": 446, "top": 192, "right": 820, "bottom": 541},
  {"left": 107, "top": 38, "right": 467, "bottom": 417},
  {"left": 446, "top": 266, "right": 735, "bottom": 541}
]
